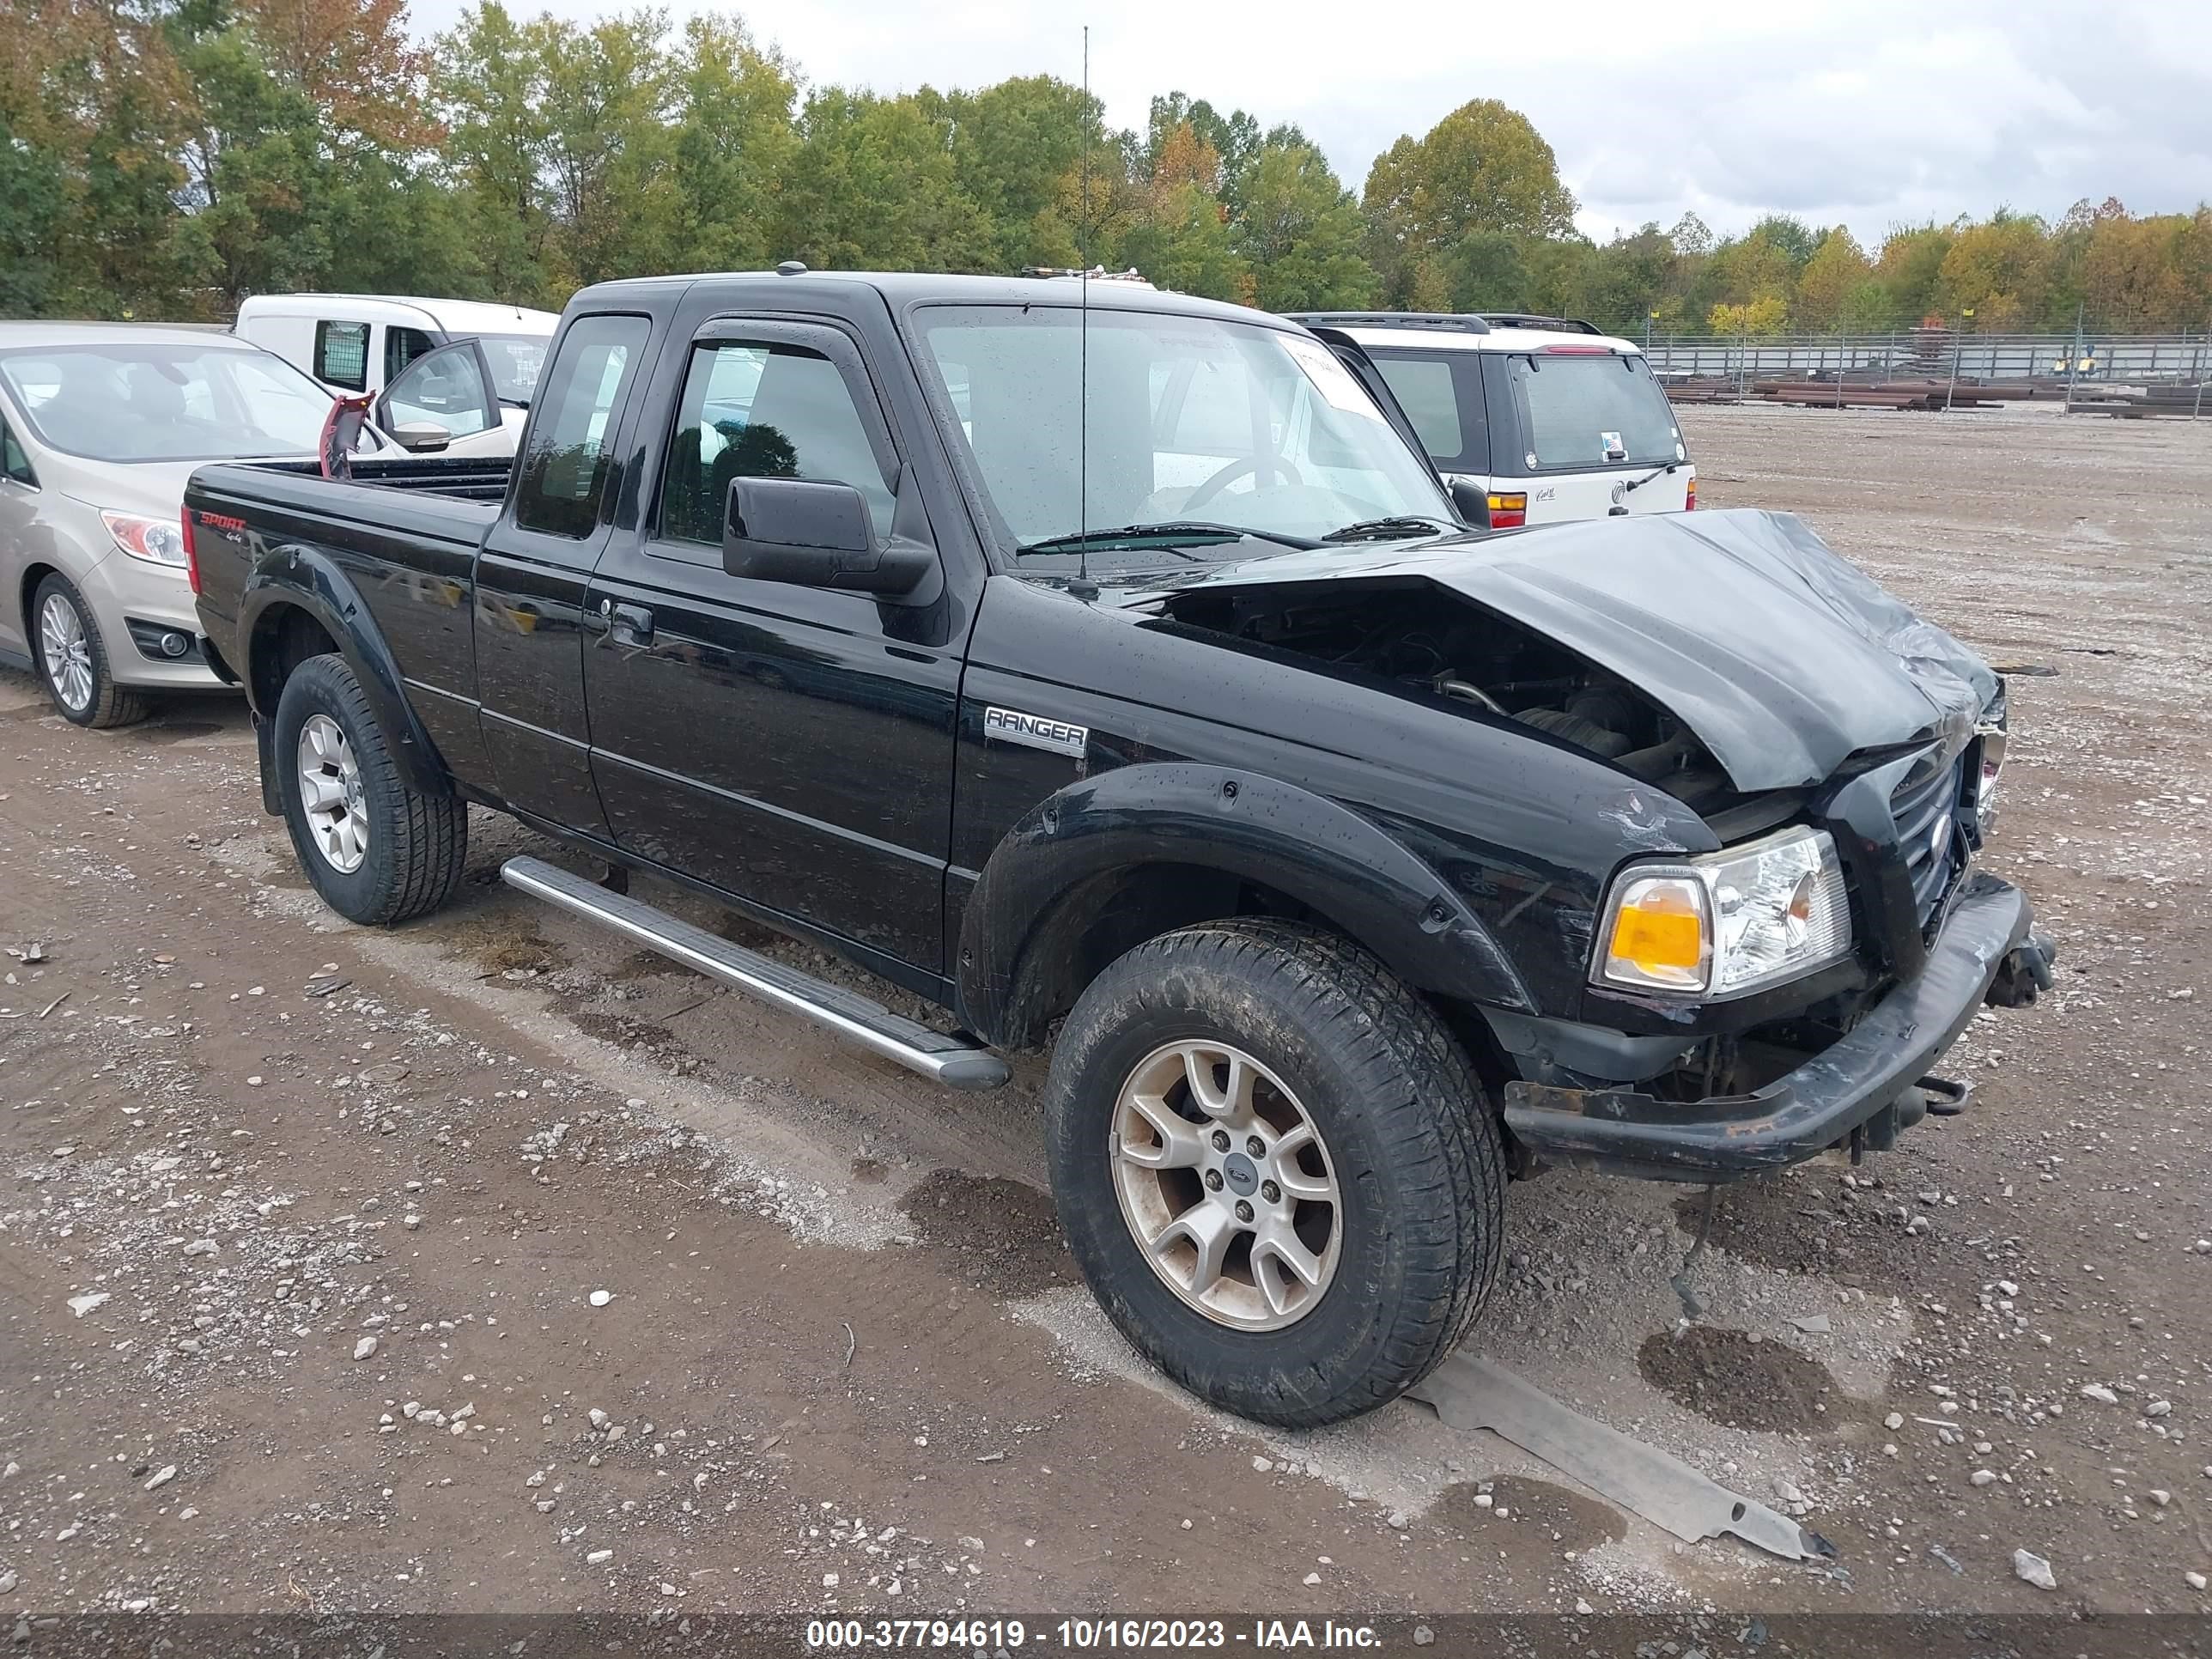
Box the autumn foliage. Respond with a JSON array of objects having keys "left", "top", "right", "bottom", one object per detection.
[{"left": 2, "top": 0, "right": 2205, "bottom": 333}]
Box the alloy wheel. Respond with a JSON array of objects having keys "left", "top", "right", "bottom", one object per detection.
[
  {"left": 1109, "top": 1039, "right": 1342, "bottom": 1330},
  {"left": 296, "top": 713, "right": 370, "bottom": 873},
  {"left": 38, "top": 592, "right": 94, "bottom": 713}
]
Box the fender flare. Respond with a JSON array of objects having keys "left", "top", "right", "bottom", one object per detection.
[
  {"left": 955, "top": 763, "right": 1533, "bottom": 1047},
  {"left": 237, "top": 546, "right": 453, "bottom": 800}
]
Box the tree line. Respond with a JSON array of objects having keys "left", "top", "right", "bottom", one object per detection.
[{"left": 5, "top": 0, "right": 2209, "bottom": 335}]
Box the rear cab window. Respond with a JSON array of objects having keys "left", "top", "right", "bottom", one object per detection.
[
  {"left": 1368, "top": 349, "right": 1489, "bottom": 477},
  {"left": 513, "top": 315, "right": 652, "bottom": 538},
  {"left": 314, "top": 321, "right": 370, "bottom": 392},
  {"left": 1502, "top": 350, "right": 1681, "bottom": 471}
]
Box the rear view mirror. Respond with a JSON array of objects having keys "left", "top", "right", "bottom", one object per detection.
[
  {"left": 391, "top": 422, "right": 453, "bottom": 453},
  {"left": 1448, "top": 478, "right": 1491, "bottom": 530},
  {"left": 723, "top": 476, "right": 933, "bottom": 599}
]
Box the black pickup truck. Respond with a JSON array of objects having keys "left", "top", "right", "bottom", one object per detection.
[{"left": 187, "top": 270, "right": 2053, "bottom": 1427}]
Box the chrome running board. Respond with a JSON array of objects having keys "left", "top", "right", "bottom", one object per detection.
[{"left": 499, "top": 856, "right": 1010, "bottom": 1091}]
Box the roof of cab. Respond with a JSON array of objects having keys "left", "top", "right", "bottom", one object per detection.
[{"left": 568, "top": 270, "right": 1300, "bottom": 329}]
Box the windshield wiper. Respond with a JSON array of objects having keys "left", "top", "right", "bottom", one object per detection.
[
  {"left": 1621, "top": 462, "right": 1677, "bottom": 495},
  {"left": 1016, "top": 520, "right": 1322, "bottom": 557},
  {"left": 1319, "top": 515, "right": 1458, "bottom": 544}
]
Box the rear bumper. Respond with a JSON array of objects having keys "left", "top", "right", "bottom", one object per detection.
[{"left": 1503, "top": 872, "right": 2039, "bottom": 1182}]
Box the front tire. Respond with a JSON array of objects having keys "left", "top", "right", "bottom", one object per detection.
[
  {"left": 273, "top": 653, "right": 465, "bottom": 924},
  {"left": 32, "top": 574, "right": 147, "bottom": 728},
  {"left": 1043, "top": 919, "right": 1505, "bottom": 1427}
]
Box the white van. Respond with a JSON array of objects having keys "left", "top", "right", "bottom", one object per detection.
[
  {"left": 234, "top": 295, "right": 560, "bottom": 459},
  {"left": 1289, "top": 313, "right": 1696, "bottom": 527}
]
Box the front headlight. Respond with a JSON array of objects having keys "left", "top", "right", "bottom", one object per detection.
[
  {"left": 101, "top": 511, "right": 190, "bottom": 568},
  {"left": 1594, "top": 826, "right": 1851, "bottom": 998}
]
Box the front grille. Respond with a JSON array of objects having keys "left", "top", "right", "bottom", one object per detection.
[{"left": 1892, "top": 753, "right": 1967, "bottom": 927}]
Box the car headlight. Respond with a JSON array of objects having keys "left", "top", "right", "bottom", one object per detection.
[
  {"left": 102, "top": 511, "right": 190, "bottom": 568},
  {"left": 1972, "top": 720, "right": 2006, "bottom": 829},
  {"left": 1594, "top": 826, "right": 1851, "bottom": 998}
]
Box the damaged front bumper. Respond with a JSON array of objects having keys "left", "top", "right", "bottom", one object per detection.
[{"left": 1502, "top": 872, "right": 2047, "bottom": 1182}]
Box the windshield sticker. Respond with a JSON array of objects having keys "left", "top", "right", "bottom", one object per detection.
[
  {"left": 1601, "top": 430, "right": 1626, "bottom": 460},
  {"left": 1282, "top": 336, "right": 1385, "bottom": 421}
]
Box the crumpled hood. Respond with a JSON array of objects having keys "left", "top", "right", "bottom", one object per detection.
[{"left": 1146, "top": 507, "right": 1996, "bottom": 793}]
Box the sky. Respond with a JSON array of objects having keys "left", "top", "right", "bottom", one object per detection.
[{"left": 404, "top": 0, "right": 2212, "bottom": 246}]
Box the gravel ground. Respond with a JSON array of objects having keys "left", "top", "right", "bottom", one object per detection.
[{"left": 2, "top": 401, "right": 2209, "bottom": 1626}]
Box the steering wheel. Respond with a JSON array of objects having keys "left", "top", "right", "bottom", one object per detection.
[{"left": 1182, "top": 453, "right": 1306, "bottom": 514}]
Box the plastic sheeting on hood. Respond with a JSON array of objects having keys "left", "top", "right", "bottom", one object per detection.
[{"left": 1143, "top": 507, "right": 1997, "bottom": 793}]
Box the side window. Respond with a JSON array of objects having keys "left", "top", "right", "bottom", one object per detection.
[
  {"left": 386, "top": 325, "right": 438, "bottom": 383},
  {"left": 384, "top": 342, "right": 494, "bottom": 440},
  {"left": 514, "top": 315, "right": 651, "bottom": 538},
  {"left": 1371, "top": 349, "right": 1487, "bottom": 474},
  {"left": 1371, "top": 355, "right": 1461, "bottom": 464},
  {"left": 314, "top": 320, "right": 370, "bottom": 392},
  {"left": 1, "top": 414, "right": 34, "bottom": 485},
  {"left": 659, "top": 337, "right": 894, "bottom": 549}
]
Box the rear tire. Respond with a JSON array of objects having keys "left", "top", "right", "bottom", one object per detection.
[
  {"left": 32, "top": 574, "right": 148, "bottom": 728},
  {"left": 273, "top": 653, "right": 465, "bottom": 924},
  {"left": 1043, "top": 918, "right": 1505, "bottom": 1427}
]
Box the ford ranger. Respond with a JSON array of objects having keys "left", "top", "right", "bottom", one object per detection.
[{"left": 186, "top": 270, "right": 2053, "bottom": 1428}]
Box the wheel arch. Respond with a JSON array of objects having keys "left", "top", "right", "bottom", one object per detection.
[
  {"left": 17, "top": 562, "right": 61, "bottom": 643},
  {"left": 239, "top": 551, "right": 452, "bottom": 804},
  {"left": 955, "top": 763, "right": 1534, "bottom": 1049}
]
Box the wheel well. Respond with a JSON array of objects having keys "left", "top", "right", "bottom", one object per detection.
[
  {"left": 994, "top": 859, "right": 1517, "bottom": 1099},
  {"left": 247, "top": 604, "right": 339, "bottom": 714},
  {"left": 17, "top": 563, "right": 58, "bottom": 643}
]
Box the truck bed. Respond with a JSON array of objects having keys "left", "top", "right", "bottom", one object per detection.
[{"left": 188, "top": 455, "right": 508, "bottom": 551}]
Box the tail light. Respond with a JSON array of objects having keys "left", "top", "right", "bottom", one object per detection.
[
  {"left": 181, "top": 507, "right": 201, "bottom": 595},
  {"left": 1684, "top": 476, "right": 1698, "bottom": 512},
  {"left": 1487, "top": 492, "right": 1528, "bottom": 529}
]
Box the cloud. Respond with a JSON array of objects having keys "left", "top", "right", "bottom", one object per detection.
[{"left": 402, "top": 0, "right": 2212, "bottom": 242}]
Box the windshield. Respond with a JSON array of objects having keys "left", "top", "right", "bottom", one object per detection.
[
  {"left": 0, "top": 342, "right": 338, "bottom": 464},
  {"left": 474, "top": 332, "right": 550, "bottom": 404},
  {"left": 1505, "top": 352, "right": 1682, "bottom": 470},
  {"left": 916, "top": 305, "right": 1453, "bottom": 573}
]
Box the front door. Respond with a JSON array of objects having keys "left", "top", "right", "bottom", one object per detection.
[
  {"left": 475, "top": 312, "right": 653, "bottom": 836},
  {"left": 582, "top": 316, "right": 962, "bottom": 975}
]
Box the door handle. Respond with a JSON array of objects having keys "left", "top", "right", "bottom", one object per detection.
[{"left": 608, "top": 602, "right": 653, "bottom": 647}]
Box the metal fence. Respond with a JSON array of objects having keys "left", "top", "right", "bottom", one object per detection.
[{"left": 1642, "top": 329, "right": 2212, "bottom": 386}]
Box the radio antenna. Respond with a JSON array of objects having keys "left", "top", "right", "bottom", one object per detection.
[{"left": 1077, "top": 23, "right": 1091, "bottom": 594}]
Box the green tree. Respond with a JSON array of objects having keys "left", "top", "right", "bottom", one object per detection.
[
  {"left": 1794, "top": 227, "right": 1872, "bottom": 329},
  {"left": 1873, "top": 224, "right": 1954, "bottom": 325},
  {"left": 1361, "top": 98, "right": 1576, "bottom": 305},
  {"left": 775, "top": 88, "right": 994, "bottom": 272},
  {"left": 665, "top": 14, "right": 796, "bottom": 271},
  {"left": 932, "top": 74, "right": 1094, "bottom": 270},
  {"left": 436, "top": 3, "right": 558, "bottom": 303},
  {"left": 535, "top": 9, "right": 678, "bottom": 288},
  {"left": 1935, "top": 210, "right": 2048, "bottom": 328},
  {"left": 1235, "top": 137, "right": 1370, "bottom": 311},
  {"left": 1443, "top": 229, "right": 1527, "bottom": 312}
]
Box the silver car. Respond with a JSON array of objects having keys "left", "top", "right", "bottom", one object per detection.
[{"left": 0, "top": 324, "right": 352, "bottom": 726}]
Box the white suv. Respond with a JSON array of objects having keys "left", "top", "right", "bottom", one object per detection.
[{"left": 1289, "top": 313, "right": 1696, "bottom": 528}]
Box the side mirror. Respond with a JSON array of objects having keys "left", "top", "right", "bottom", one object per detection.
[
  {"left": 1447, "top": 477, "right": 1491, "bottom": 530},
  {"left": 391, "top": 422, "right": 453, "bottom": 454},
  {"left": 723, "top": 476, "right": 933, "bottom": 598}
]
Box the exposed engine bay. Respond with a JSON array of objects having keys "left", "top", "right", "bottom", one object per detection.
[{"left": 1157, "top": 579, "right": 1748, "bottom": 813}]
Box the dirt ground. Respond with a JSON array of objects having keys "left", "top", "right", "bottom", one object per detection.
[{"left": 3, "top": 403, "right": 2209, "bottom": 1632}]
